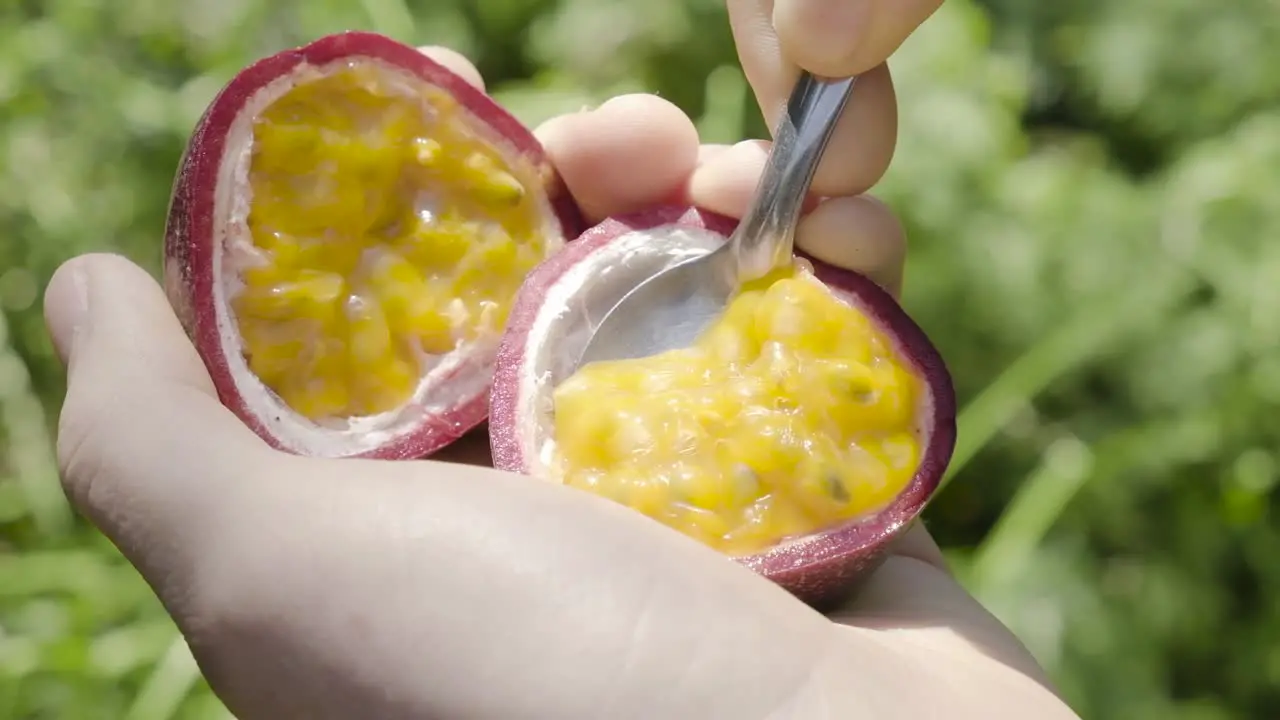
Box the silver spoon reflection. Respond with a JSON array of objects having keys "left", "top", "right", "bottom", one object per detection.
[{"left": 573, "top": 72, "right": 857, "bottom": 370}]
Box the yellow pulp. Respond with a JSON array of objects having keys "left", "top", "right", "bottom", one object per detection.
[
  {"left": 552, "top": 268, "right": 923, "bottom": 556},
  {"left": 234, "top": 63, "right": 547, "bottom": 421}
]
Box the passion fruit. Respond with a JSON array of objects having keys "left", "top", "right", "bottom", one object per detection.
[
  {"left": 163, "top": 32, "right": 582, "bottom": 459},
  {"left": 490, "top": 206, "right": 956, "bottom": 605}
]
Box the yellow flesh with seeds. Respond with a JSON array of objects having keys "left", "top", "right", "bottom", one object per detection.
[
  {"left": 233, "top": 63, "right": 547, "bottom": 421},
  {"left": 552, "top": 267, "right": 923, "bottom": 556}
]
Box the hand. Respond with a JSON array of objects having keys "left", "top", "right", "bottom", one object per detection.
[{"left": 44, "top": 3, "right": 1079, "bottom": 718}]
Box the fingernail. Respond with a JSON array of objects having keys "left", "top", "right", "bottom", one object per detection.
[
  {"left": 772, "top": 0, "right": 872, "bottom": 77},
  {"left": 696, "top": 143, "right": 733, "bottom": 168}
]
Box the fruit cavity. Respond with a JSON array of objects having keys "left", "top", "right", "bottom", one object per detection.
[
  {"left": 550, "top": 264, "right": 923, "bottom": 556},
  {"left": 166, "top": 32, "right": 578, "bottom": 458},
  {"left": 490, "top": 207, "right": 955, "bottom": 604},
  {"left": 231, "top": 62, "right": 547, "bottom": 422}
]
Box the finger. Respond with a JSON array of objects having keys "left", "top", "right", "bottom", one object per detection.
[
  {"left": 797, "top": 193, "right": 906, "bottom": 296},
  {"left": 772, "top": 0, "right": 946, "bottom": 78},
  {"left": 535, "top": 94, "right": 701, "bottom": 223},
  {"left": 827, "top": 522, "right": 1060, "bottom": 695},
  {"left": 887, "top": 522, "right": 950, "bottom": 572},
  {"left": 728, "top": 1, "right": 899, "bottom": 197},
  {"left": 686, "top": 139, "right": 770, "bottom": 217},
  {"left": 689, "top": 143, "right": 907, "bottom": 293},
  {"left": 831, "top": 548, "right": 1060, "bottom": 695},
  {"left": 697, "top": 142, "right": 733, "bottom": 168},
  {"left": 45, "top": 254, "right": 273, "bottom": 586},
  {"left": 417, "top": 45, "right": 485, "bottom": 91}
]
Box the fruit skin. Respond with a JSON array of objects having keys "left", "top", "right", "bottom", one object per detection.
[
  {"left": 490, "top": 205, "right": 957, "bottom": 607},
  {"left": 162, "top": 31, "right": 584, "bottom": 460}
]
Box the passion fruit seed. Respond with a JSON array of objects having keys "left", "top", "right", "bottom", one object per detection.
[
  {"left": 551, "top": 264, "right": 923, "bottom": 557},
  {"left": 232, "top": 62, "right": 546, "bottom": 421}
]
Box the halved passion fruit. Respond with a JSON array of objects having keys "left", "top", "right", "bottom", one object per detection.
[
  {"left": 490, "top": 206, "right": 956, "bottom": 604},
  {"left": 164, "top": 32, "right": 582, "bottom": 459}
]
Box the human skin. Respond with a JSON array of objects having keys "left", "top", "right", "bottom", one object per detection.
[{"left": 42, "top": 1, "right": 1084, "bottom": 718}]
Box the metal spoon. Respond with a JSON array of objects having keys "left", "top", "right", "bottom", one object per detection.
[{"left": 574, "top": 72, "right": 857, "bottom": 368}]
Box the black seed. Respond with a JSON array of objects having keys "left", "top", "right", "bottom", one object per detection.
[{"left": 826, "top": 472, "right": 850, "bottom": 503}]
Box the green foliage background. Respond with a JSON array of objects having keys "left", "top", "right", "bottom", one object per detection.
[{"left": 1, "top": 0, "right": 1277, "bottom": 717}]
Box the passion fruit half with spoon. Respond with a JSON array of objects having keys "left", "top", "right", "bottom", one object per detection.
[
  {"left": 490, "top": 206, "right": 956, "bottom": 605},
  {"left": 163, "top": 32, "right": 582, "bottom": 459}
]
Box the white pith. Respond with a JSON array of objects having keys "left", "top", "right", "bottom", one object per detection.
[{"left": 209, "top": 57, "right": 562, "bottom": 456}]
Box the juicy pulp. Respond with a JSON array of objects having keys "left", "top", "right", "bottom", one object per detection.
[
  {"left": 231, "top": 61, "right": 547, "bottom": 422},
  {"left": 550, "top": 266, "right": 923, "bottom": 556}
]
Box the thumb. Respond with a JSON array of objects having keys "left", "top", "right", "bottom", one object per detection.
[
  {"left": 771, "top": 0, "right": 945, "bottom": 78},
  {"left": 44, "top": 253, "right": 270, "bottom": 582}
]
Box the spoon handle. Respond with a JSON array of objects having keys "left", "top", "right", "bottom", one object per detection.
[{"left": 732, "top": 72, "right": 857, "bottom": 282}]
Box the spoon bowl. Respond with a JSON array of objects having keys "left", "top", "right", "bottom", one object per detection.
[{"left": 574, "top": 72, "right": 857, "bottom": 368}]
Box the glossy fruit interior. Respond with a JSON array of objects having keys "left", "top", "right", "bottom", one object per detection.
[
  {"left": 551, "top": 263, "right": 923, "bottom": 556},
  {"left": 232, "top": 61, "right": 548, "bottom": 421}
]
